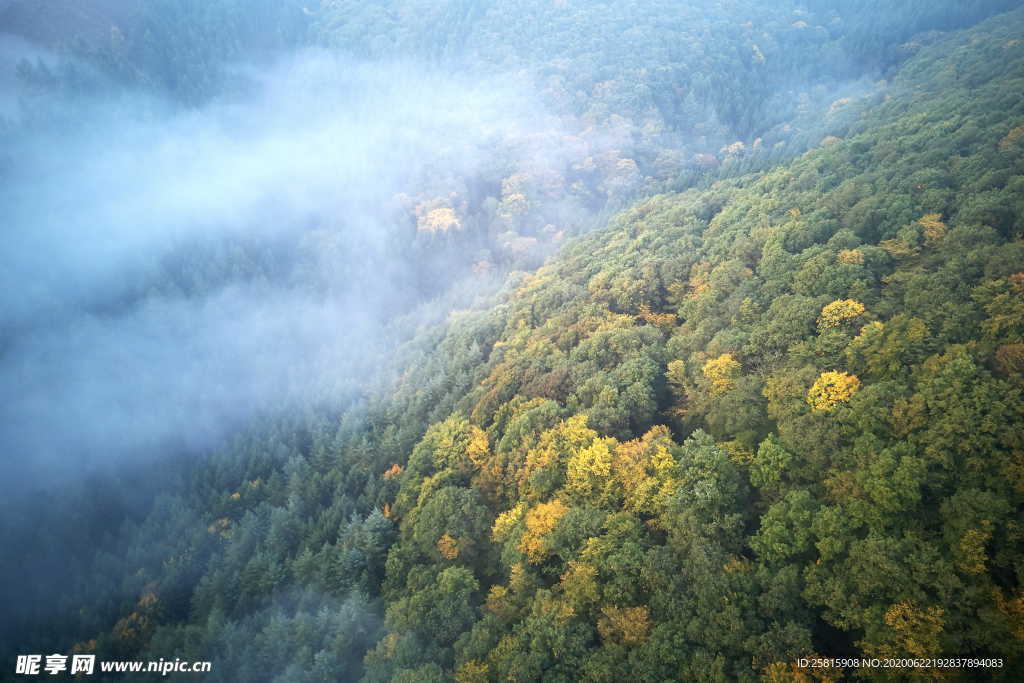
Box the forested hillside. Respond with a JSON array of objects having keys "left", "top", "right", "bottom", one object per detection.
[
  {"left": 2, "top": 2, "right": 1023, "bottom": 682},
  {"left": 357, "top": 12, "right": 1024, "bottom": 680}
]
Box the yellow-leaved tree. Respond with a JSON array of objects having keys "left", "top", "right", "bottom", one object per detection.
[
  {"left": 807, "top": 371, "right": 861, "bottom": 411},
  {"left": 491, "top": 503, "right": 526, "bottom": 544},
  {"left": 518, "top": 499, "right": 569, "bottom": 563},
  {"left": 1000, "top": 125, "right": 1024, "bottom": 152},
  {"left": 918, "top": 213, "right": 947, "bottom": 245},
  {"left": 566, "top": 437, "right": 615, "bottom": 505},
  {"left": 597, "top": 605, "right": 651, "bottom": 646},
  {"left": 880, "top": 602, "right": 945, "bottom": 659},
  {"left": 418, "top": 207, "right": 461, "bottom": 232},
  {"left": 818, "top": 299, "right": 865, "bottom": 330},
  {"left": 702, "top": 353, "right": 741, "bottom": 394},
  {"left": 836, "top": 248, "right": 865, "bottom": 265}
]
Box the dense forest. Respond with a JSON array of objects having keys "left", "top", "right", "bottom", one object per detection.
[{"left": 2, "top": 1, "right": 1023, "bottom": 681}]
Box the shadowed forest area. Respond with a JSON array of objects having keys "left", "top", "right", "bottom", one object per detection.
[{"left": 1, "top": 1, "right": 1023, "bottom": 681}]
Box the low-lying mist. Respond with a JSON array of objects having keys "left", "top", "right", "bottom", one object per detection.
[
  {"left": 0, "top": 46, "right": 571, "bottom": 492},
  {"left": 0, "top": 13, "right": 889, "bottom": 495}
]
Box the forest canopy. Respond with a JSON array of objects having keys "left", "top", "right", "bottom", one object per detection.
[{"left": 1, "top": 1, "right": 1022, "bottom": 681}]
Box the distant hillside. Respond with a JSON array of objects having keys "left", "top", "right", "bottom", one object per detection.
[{"left": 0, "top": 0, "right": 144, "bottom": 46}]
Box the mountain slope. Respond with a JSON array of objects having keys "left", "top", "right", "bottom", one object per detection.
[
  {"left": 364, "top": 9, "right": 1024, "bottom": 680},
  {"left": 2, "top": 5, "right": 1023, "bottom": 683}
]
